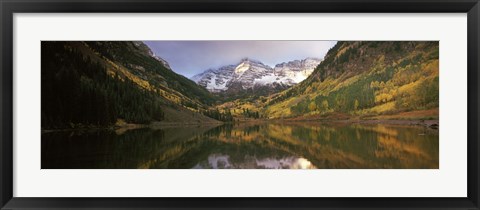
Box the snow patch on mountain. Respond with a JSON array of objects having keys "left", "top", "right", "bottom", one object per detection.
[{"left": 235, "top": 62, "right": 250, "bottom": 75}]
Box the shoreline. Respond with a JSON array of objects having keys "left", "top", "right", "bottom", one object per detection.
[
  {"left": 41, "top": 110, "right": 439, "bottom": 133},
  {"left": 268, "top": 109, "right": 439, "bottom": 129},
  {"left": 279, "top": 118, "right": 439, "bottom": 129},
  {"left": 42, "top": 121, "right": 225, "bottom": 133},
  {"left": 42, "top": 118, "right": 438, "bottom": 133}
]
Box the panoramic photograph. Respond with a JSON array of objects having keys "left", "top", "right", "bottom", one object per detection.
[{"left": 41, "top": 41, "right": 439, "bottom": 169}]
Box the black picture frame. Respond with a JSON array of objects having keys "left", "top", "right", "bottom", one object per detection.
[{"left": 1, "top": 0, "right": 479, "bottom": 209}]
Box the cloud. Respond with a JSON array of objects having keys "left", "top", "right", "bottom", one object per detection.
[{"left": 144, "top": 41, "right": 337, "bottom": 78}]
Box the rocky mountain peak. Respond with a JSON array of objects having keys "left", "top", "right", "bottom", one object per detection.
[
  {"left": 191, "top": 57, "right": 322, "bottom": 94},
  {"left": 132, "top": 41, "right": 172, "bottom": 70}
]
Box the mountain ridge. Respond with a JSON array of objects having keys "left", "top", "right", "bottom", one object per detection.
[
  {"left": 263, "top": 41, "right": 439, "bottom": 119},
  {"left": 191, "top": 57, "right": 322, "bottom": 95},
  {"left": 41, "top": 41, "right": 221, "bottom": 129}
]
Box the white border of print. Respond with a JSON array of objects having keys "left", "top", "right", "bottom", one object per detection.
[{"left": 13, "top": 13, "right": 467, "bottom": 197}]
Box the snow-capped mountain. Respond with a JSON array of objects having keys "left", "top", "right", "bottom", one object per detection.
[
  {"left": 273, "top": 58, "right": 322, "bottom": 84},
  {"left": 191, "top": 58, "right": 322, "bottom": 93},
  {"left": 191, "top": 65, "right": 236, "bottom": 92}
]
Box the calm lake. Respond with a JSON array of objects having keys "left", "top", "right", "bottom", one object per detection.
[{"left": 41, "top": 122, "right": 439, "bottom": 169}]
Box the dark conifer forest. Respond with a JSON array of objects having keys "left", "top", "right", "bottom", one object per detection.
[{"left": 42, "top": 42, "right": 165, "bottom": 128}]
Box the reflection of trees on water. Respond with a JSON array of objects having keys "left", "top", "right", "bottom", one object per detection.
[{"left": 42, "top": 123, "right": 439, "bottom": 169}]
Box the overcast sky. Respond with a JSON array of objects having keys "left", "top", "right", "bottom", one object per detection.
[{"left": 144, "top": 41, "right": 337, "bottom": 78}]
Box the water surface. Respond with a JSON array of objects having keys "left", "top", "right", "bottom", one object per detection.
[{"left": 41, "top": 122, "right": 439, "bottom": 169}]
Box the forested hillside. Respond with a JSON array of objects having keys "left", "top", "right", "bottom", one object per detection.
[
  {"left": 41, "top": 41, "right": 440, "bottom": 128},
  {"left": 41, "top": 41, "right": 219, "bottom": 129},
  {"left": 264, "top": 41, "right": 439, "bottom": 119}
]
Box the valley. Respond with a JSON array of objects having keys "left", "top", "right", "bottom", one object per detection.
[
  {"left": 197, "top": 41, "right": 439, "bottom": 125},
  {"left": 41, "top": 41, "right": 439, "bottom": 130},
  {"left": 41, "top": 40, "right": 439, "bottom": 169}
]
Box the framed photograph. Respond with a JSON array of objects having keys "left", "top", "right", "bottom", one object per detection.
[{"left": 1, "top": 0, "right": 479, "bottom": 209}]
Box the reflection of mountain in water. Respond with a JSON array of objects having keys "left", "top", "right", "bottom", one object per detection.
[
  {"left": 193, "top": 154, "right": 316, "bottom": 169},
  {"left": 42, "top": 122, "right": 439, "bottom": 169}
]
